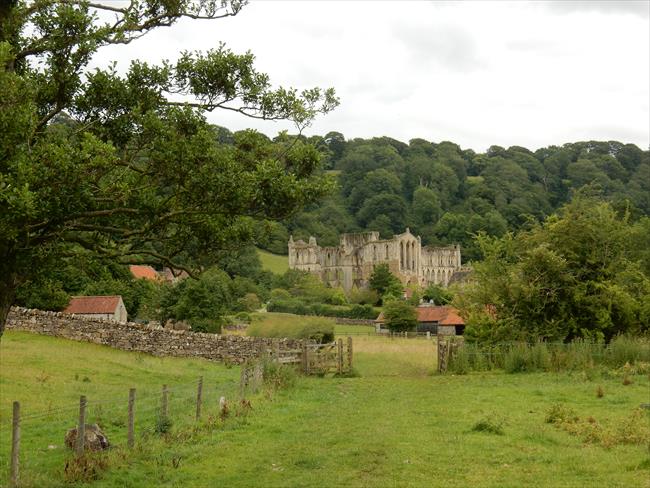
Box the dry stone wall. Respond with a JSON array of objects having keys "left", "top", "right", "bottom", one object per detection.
[{"left": 6, "top": 307, "right": 305, "bottom": 364}]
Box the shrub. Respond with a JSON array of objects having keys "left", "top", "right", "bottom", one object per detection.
[
  {"left": 471, "top": 414, "right": 505, "bottom": 435},
  {"left": 383, "top": 301, "right": 417, "bottom": 332},
  {"left": 237, "top": 293, "right": 261, "bottom": 312},
  {"left": 188, "top": 317, "right": 224, "bottom": 334},
  {"left": 234, "top": 311, "right": 252, "bottom": 324},
  {"left": 262, "top": 357, "right": 297, "bottom": 390},
  {"left": 545, "top": 404, "right": 578, "bottom": 424},
  {"left": 348, "top": 287, "right": 379, "bottom": 306}
]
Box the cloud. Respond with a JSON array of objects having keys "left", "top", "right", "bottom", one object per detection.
[
  {"left": 541, "top": 1, "right": 649, "bottom": 18},
  {"left": 392, "top": 22, "right": 485, "bottom": 73}
]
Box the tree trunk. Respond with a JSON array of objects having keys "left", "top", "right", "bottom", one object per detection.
[{"left": 0, "top": 278, "right": 16, "bottom": 339}]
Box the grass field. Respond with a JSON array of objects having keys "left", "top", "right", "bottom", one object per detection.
[
  {"left": 2, "top": 331, "right": 649, "bottom": 487},
  {"left": 250, "top": 311, "right": 375, "bottom": 336},
  {"left": 257, "top": 248, "right": 288, "bottom": 274}
]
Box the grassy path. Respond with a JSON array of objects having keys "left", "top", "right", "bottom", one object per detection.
[
  {"left": 94, "top": 340, "right": 649, "bottom": 488},
  {"left": 2, "top": 333, "right": 648, "bottom": 487}
]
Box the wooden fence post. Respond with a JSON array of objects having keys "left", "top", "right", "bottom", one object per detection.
[
  {"left": 347, "top": 336, "right": 353, "bottom": 371},
  {"left": 426, "top": 331, "right": 431, "bottom": 340},
  {"left": 161, "top": 385, "right": 169, "bottom": 423},
  {"left": 274, "top": 342, "right": 280, "bottom": 361},
  {"left": 127, "top": 388, "right": 136, "bottom": 448},
  {"left": 301, "top": 342, "right": 309, "bottom": 374},
  {"left": 76, "top": 395, "right": 87, "bottom": 456},
  {"left": 337, "top": 338, "right": 343, "bottom": 374},
  {"left": 10, "top": 401, "right": 20, "bottom": 488},
  {"left": 239, "top": 363, "right": 247, "bottom": 397},
  {"left": 196, "top": 376, "right": 203, "bottom": 421}
]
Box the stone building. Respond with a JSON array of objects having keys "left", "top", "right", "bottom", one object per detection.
[
  {"left": 64, "top": 295, "right": 128, "bottom": 323},
  {"left": 288, "top": 228, "right": 463, "bottom": 291}
]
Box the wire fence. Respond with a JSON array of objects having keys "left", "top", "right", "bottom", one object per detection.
[
  {"left": 1, "top": 371, "right": 246, "bottom": 487},
  {"left": 439, "top": 336, "right": 650, "bottom": 374}
]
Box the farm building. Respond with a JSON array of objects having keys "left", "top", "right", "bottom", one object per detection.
[
  {"left": 64, "top": 295, "right": 128, "bottom": 323},
  {"left": 129, "top": 264, "right": 161, "bottom": 281},
  {"left": 376, "top": 304, "right": 465, "bottom": 336}
]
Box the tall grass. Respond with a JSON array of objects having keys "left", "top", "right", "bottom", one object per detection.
[{"left": 447, "top": 336, "right": 650, "bottom": 374}]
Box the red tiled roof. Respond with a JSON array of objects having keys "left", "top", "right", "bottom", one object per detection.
[
  {"left": 375, "top": 305, "right": 465, "bottom": 326},
  {"left": 129, "top": 265, "right": 159, "bottom": 281},
  {"left": 64, "top": 296, "right": 122, "bottom": 314}
]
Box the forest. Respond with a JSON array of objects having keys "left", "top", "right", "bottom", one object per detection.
[
  {"left": 256, "top": 131, "right": 649, "bottom": 261},
  {"left": 12, "top": 125, "right": 650, "bottom": 339}
]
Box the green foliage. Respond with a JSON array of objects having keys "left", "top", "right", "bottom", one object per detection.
[
  {"left": 348, "top": 287, "right": 380, "bottom": 306},
  {"left": 15, "top": 279, "right": 70, "bottom": 311},
  {"left": 267, "top": 299, "right": 377, "bottom": 320},
  {"left": 161, "top": 268, "right": 233, "bottom": 332},
  {"left": 0, "top": 0, "right": 338, "bottom": 334},
  {"left": 445, "top": 338, "right": 650, "bottom": 374},
  {"left": 458, "top": 197, "right": 650, "bottom": 342},
  {"left": 369, "top": 264, "right": 402, "bottom": 305},
  {"left": 247, "top": 318, "right": 334, "bottom": 343},
  {"left": 471, "top": 414, "right": 505, "bottom": 435},
  {"left": 261, "top": 357, "right": 297, "bottom": 390},
  {"left": 422, "top": 283, "right": 453, "bottom": 305},
  {"left": 383, "top": 301, "right": 417, "bottom": 332},
  {"left": 237, "top": 293, "right": 261, "bottom": 312}
]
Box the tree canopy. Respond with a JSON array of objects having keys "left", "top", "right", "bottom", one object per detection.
[
  {"left": 0, "top": 0, "right": 338, "bottom": 336},
  {"left": 457, "top": 197, "right": 650, "bottom": 343}
]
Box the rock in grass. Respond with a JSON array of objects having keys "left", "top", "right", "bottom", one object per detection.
[{"left": 65, "top": 424, "right": 110, "bottom": 451}]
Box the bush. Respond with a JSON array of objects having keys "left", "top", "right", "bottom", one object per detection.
[
  {"left": 348, "top": 287, "right": 379, "bottom": 306},
  {"left": 545, "top": 404, "right": 578, "bottom": 424},
  {"left": 471, "top": 414, "right": 505, "bottom": 435},
  {"left": 383, "top": 301, "right": 417, "bottom": 332},
  {"left": 267, "top": 298, "right": 377, "bottom": 320},
  {"left": 237, "top": 293, "right": 261, "bottom": 312},
  {"left": 262, "top": 357, "right": 297, "bottom": 390},
  {"left": 234, "top": 311, "right": 252, "bottom": 324},
  {"left": 188, "top": 317, "right": 224, "bottom": 334}
]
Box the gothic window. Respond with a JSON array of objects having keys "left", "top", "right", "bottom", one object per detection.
[
  {"left": 385, "top": 244, "right": 389, "bottom": 259},
  {"left": 400, "top": 242, "right": 404, "bottom": 269},
  {"left": 373, "top": 245, "right": 377, "bottom": 261}
]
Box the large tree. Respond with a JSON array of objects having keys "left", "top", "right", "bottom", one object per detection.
[{"left": 0, "top": 0, "right": 338, "bottom": 336}]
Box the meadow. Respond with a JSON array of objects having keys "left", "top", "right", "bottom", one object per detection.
[
  {"left": 1, "top": 330, "right": 649, "bottom": 487},
  {"left": 257, "top": 248, "right": 289, "bottom": 274}
]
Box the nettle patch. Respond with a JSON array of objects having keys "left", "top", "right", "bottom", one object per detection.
[{"left": 545, "top": 404, "right": 650, "bottom": 448}]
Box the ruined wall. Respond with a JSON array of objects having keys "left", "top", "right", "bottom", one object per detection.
[{"left": 6, "top": 307, "right": 305, "bottom": 364}]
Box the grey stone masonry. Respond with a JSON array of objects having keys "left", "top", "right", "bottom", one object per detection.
[{"left": 6, "top": 307, "right": 305, "bottom": 364}]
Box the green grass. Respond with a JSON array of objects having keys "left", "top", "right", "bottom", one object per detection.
[
  {"left": 250, "top": 311, "right": 375, "bottom": 337},
  {"left": 2, "top": 331, "right": 649, "bottom": 487},
  {"left": 257, "top": 248, "right": 288, "bottom": 274},
  {"left": 0, "top": 332, "right": 240, "bottom": 487}
]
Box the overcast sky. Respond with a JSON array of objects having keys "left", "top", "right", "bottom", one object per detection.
[{"left": 93, "top": 1, "right": 650, "bottom": 152}]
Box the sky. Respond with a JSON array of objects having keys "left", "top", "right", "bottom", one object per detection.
[{"left": 91, "top": 1, "right": 650, "bottom": 153}]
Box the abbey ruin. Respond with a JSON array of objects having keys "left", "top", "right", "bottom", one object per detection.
[{"left": 288, "top": 228, "right": 463, "bottom": 291}]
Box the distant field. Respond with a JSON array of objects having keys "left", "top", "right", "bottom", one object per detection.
[
  {"left": 2, "top": 331, "right": 648, "bottom": 487},
  {"left": 251, "top": 311, "right": 375, "bottom": 335},
  {"left": 257, "top": 248, "right": 288, "bottom": 274}
]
